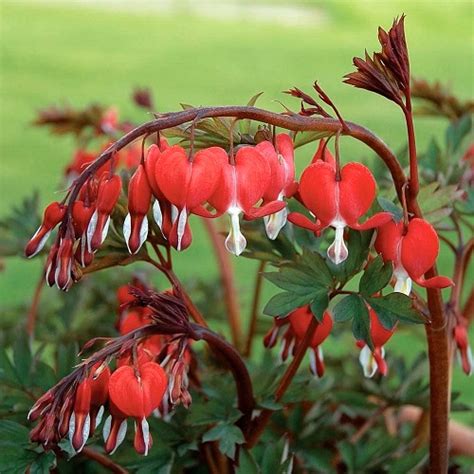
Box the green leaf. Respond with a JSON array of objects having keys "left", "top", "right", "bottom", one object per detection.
[
  {"left": 0, "top": 347, "right": 21, "bottom": 386},
  {"left": 349, "top": 296, "right": 373, "bottom": 350},
  {"left": 30, "top": 452, "right": 57, "bottom": 474},
  {"left": 366, "top": 293, "right": 425, "bottom": 326},
  {"left": 203, "top": 424, "right": 244, "bottom": 460},
  {"left": 333, "top": 294, "right": 359, "bottom": 322},
  {"left": 327, "top": 229, "right": 373, "bottom": 285},
  {"left": 377, "top": 196, "right": 403, "bottom": 222},
  {"left": 359, "top": 256, "right": 393, "bottom": 296},
  {"left": 309, "top": 290, "right": 330, "bottom": 322},
  {"left": 236, "top": 450, "right": 259, "bottom": 474},
  {"left": 446, "top": 113, "right": 472, "bottom": 152},
  {"left": 13, "top": 332, "right": 32, "bottom": 386},
  {"left": 239, "top": 92, "right": 264, "bottom": 135},
  {"left": 293, "top": 130, "right": 332, "bottom": 149},
  {"left": 263, "top": 248, "right": 333, "bottom": 317},
  {"left": 263, "top": 291, "right": 314, "bottom": 317},
  {"left": 389, "top": 448, "right": 427, "bottom": 473}
]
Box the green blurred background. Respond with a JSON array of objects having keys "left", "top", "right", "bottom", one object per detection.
[{"left": 1, "top": 0, "right": 473, "bottom": 420}]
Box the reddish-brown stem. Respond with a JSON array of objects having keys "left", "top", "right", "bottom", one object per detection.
[
  {"left": 81, "top": 447, "right": 128, "bottom": 474},
  {"left": 246, "top": 317, "right": 318, "bottom": 447},
  {"left": 403, "top": 94, "right": 419, "bottom": 204},
  {"left": 244, "top": 261, "right": 266, "bottom": 357},
  {"left": 191, "top": 324, "right": 255, "bottom": 433},
  {"left": 26, "top": 272, "right": 45, "bottom": 337},
  {"left": 145, "top": 254, "right": 209, "bottom": 328},
  {"left": 66, "top": 106, "right": 406, "bottom": 210},
  {"left": 201, "top": 218, "right": 242, "bottom": 348}
]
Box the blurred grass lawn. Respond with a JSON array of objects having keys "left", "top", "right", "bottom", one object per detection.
[{"left": 1, "top": 1, "right": 473, "bottom": 421}]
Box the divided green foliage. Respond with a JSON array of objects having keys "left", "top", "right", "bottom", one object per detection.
[{"left": 263, "top": 248, "right": 334, "bottom": 321}]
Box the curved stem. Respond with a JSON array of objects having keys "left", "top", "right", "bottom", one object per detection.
[
  {"left": 66, "top": 106, "right": 406, "bottom": 209},
  {"left": 191, "top": 324, "right": 255, "bottom": 434},
  {"left": 201, "top": 218, "right": 242, "bottom": 348},
  {"left": 244, "top": 261, "right": 266, "bottom": 357}
]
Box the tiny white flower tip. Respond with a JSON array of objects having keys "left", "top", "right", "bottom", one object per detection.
[
  {"left": 264, "top": 206, "right": 288, "bottom": 240},
  {"left": 359, "top": 345, "right": 377, "bottom": 378},
  {"left": 225, "top": 210, "right": 246, "bottom": 256},
  {"left": 327, "top": 226, "right": 348, "bottom": 265}
]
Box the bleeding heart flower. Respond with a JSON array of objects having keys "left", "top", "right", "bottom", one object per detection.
[
  {"left": 69, "top": 364, "right": 110, "bottom": 452},
  {"left": 288, "top": 161, "right": 391, "bottom": 264},
  {"left": 103, "top": 400, "right": 128, "bottom": 455},
  {"left": 123, "top": 164, "right": 152, "bottom": 254},
  {"left": 25, "top": 202, "right": 67, "bottom": 258},
  {"left": 87, "top": 174, "right": 122, "bottom": 252},
  {"left": 208, "top": 146, "right": 285, "bottom": 255},
  {"left": 54, "top": 235, "right": 75, "bottom": 291},
  {"left": 256, "top": 134, "right": 297, "bottom": 239},
  {"left": 454, "top": 323, "right": 472, "bottom": 376},
  {"left": 357, "top": 308, "right": 395, "bottom": 378},
  {"left": 71, "top": 200, "right": 95, "bottom": 267},
  {"left": 374, "top": 218, "right": 454, "bottom": 295},
  {"left": 153, "top": 145, "right": 221, "bottom": 251},
  {"left": 289, "top": 308, "right": 333, "bottom": 377},
  {"left": 108, "top": 361, "right": 167, "bottom": 455}
]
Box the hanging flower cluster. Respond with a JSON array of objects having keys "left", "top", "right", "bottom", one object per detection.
[
  {"left": 28, "top": 283, "right": 194, "bottom": 456},
  {"left": 264, "top": 304, "right": 396, "bottom": 378}
]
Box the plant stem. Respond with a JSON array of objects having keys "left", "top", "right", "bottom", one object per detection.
[
  {"left": 403, "top": 94, "right": 419, "bottom": 204},
  {"left": 201, "top": 218, "right": 242, "bottom": 348},
  {"left": 191, "top": 324, "right": 255, "bottom": 433},
  {"left": 66, "top": 106, "right": 407, "bottom": 210},
  {"left": 244, "top": 261, "right": 266, "bottom": 357},
  {"left": 81, "top": 447, "right": 128, "bottom": 474},
  {"left": 246, "top": 317, "right": 318, "bottom": 447}
]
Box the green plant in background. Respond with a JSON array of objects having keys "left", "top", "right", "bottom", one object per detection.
[{"left": 1, "top": 10, "right": 473, "bottom": 474}]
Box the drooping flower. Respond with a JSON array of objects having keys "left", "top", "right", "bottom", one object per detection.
[
  {"left": 123, "top": 164, "right": 152, "bottom": 254},
  {"left": 153, "top": 145, "right": 221, "bottom": 251},
  {"left": 357, "top": 309, "right": 395, "bottom": 378},
  {"left": 69, "top": 363, "right": 110, "bottom": 452},
  {"left": 25, "top": 202, "right": 67, "bottom": 258},
  {"left": 87, "top": 174, "right": 122, "bottom": 252},
  {"left": 108, "top": 361, "right": 168, "bottom": 455},
  {"left": 454, "top": 322, "right": 473, "bottom": 376},
  {"left": 288, "top": 161, "right": 391, "bottom": 264},
  {"left": 208, "top": 146, "right": 285, "bottom": 255},
  {"left": 374, "top": 217, "right": 454, "bottom": 295},
  {"left": 288, "top": 308, "right": 333, "bottom": 377},
  {"left": 256, "top": 134, "right": 297, "bottom": 239},
  {"left": 263, "top": 307, "right": 332, "bottom": 377}
]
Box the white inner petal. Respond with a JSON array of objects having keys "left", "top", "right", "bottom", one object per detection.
[
  {"left": 327, "top": 224, "right": 348, "bottom": 265},
  {"left": 102, "top": 415, "right": 112, "bottom": 442},
  {"left": 225, "top": 207, "right": 246, "bottom": 256},
  {"left": 176, "top": 207, "right": 188, "bottom": 251},
  {"left": 152, "top": 200, "right": 164, "bottom": 233},
  {"left": 264, "top": 197, "right": 288, "bottom": 240},
  {"left": 95, "top": 405, "right": 104, "bottom": 429},
  {"left": 86, "top": 210, "right": 98, "bottom": 252},
  {"left": 359, "top": 345, "right": 377, "bottom": 378},
  {"left": 123, "top": 213, "right": 132, "bottom": 252},
  {"left": 394, "top": 267, "right": 412, "bottom": 295}
]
